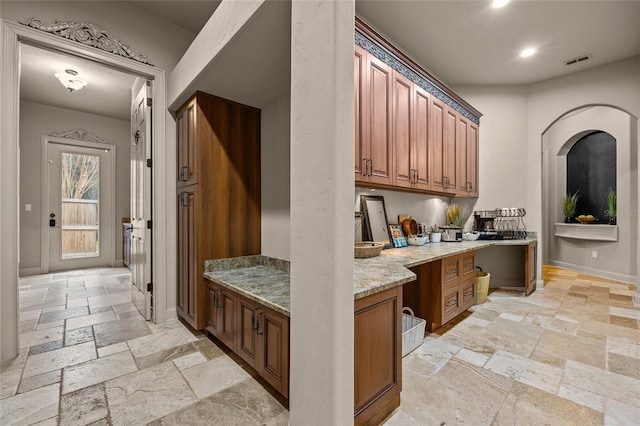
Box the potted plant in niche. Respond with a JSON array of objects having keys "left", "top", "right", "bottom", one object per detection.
[
  {"left": 606, "top": 188, "right": 616, "bottom": 225},
  {"left": 561, "top": 191, "right": 579, "bottom": 223}
]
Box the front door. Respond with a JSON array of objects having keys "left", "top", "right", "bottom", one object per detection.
[
  {"left": 130, "top": 82, "right": 153, "bottom": 320},
  {"left": 48, "top": 142, "right": 113, "bottom": 271}
]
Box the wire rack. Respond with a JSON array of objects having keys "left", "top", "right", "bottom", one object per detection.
[{"left": 474, "top": 208, "right": 527, "bottom": 240}]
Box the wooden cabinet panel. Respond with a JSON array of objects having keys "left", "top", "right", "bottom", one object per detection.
[
  {"left": 175, "top": 92, "right": 261, "bottom": 330},
  {"left": 442, "top": 285, "right": 461, "bottom": 324},
  {"left": 413, "top": 85, "right": 430, "bottom": 190},
  {"left": 177, "top": 189, "right": 198, "bottom": 325},
  {"left": 392, "top": 71, "right": 413, "bottom": 189},
  {"left": 354, "top": 286, "right": 402, "bottom": 426},
  {"left": 444, "top": 107, "right": 458, "bottom": 192},
  {"left": 219, "top": 289, "right": 237, "bottom": 349},
  {"left": 354, "top": 45, "right": 367, "bottom": 182},
  {"left": 367, "top": 55, "right": 393, "bottom": 185},
  {"left": 205, "top": 283, "right": 219, "bottom": 334},
  {"left": 442, "top": 256, "right": 461, "bottom": 287},
  {"left": 429, "top": 97, "right": 447, "bottom": 192},
  {"left": 460, "top": 277, "right": 476, "bottom": 311},
  {"left": 525, "top": 241, "right": 537, "bottom": 295},
  {"left": 468, "top": 123, "right": 479, "bottom": 196},
  {"left": 237, "top": 296, "right": 258, "bottom": 369},
  {"left": 461, "top": 251, "right": 476, "bottom": 278},
  {"left": 456, "top": 115, "right": 469, "bottom": 193},
  {"left": 257, "top": 306, "right": 290, "bottom": 398}
]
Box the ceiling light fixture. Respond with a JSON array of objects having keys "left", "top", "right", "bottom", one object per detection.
[
  {"left": 519, "top": 47, "right": 537, "bottom": 58},
  {"left": 491, "top": 0, "right": 511, "bottom": 9},
  {"left": 54, "top": 69, "right": 87, "bottom": 92}
]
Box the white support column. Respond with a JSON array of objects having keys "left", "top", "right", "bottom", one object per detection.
[{"left": 289, "top": 1, "right": 354, "bottom": 424}]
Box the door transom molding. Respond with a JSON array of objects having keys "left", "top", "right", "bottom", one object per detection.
[
  {"left": 20, "top": 18, "right": 153, "bottom": 65},
  {"left": 49, "top": 129, "right": 109, "bottom": 145}
]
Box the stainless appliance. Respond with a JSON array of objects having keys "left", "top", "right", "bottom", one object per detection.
[{"left": 440, "top": 226, "right": 462, "bottom": 242}]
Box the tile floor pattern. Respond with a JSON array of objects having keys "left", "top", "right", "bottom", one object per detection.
[{"left": 0, "top": 266, "right": 638, "bottom": 425}]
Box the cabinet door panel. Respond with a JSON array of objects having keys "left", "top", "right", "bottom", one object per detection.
[
  {"left": 355, "top": 46, "right": 367, "bottom": 182},
  {"left": 442, "top": 286, "right": 461, "bottom": 324},
  {"left": 468, "top": 123, "right": 479, "bottom": 196},
  {"left": 177, "top": 189, "right": 197, "bottom": 324},
  {"left": 367, "top": 55, "right": 393, "bottom": 184},
  {"left": 430, "top": 98, "right": 446, "bottom": 191},
  {"left": 205, "top": 284, "right": 218, "bottom": 334},
  {"left": 392, "top": 71, "right": 413, "bottom": 188},
  {"left": 461, "top": 252, "right": 476, "bottom": 278},
  {"left": 259, "top": 309, "right": 290, "bottom": 398},
  {"left": 219, "top": 289, "right": 236, "bottom": 349},
  {"left": 413, "top": 86, "right": 430, "bottom": 189},
  {"left": 456, "top": 115, "right": 469, "bottom": 193},
  {"left": 460, "top": 278, "right": 476, "bottom": 310},
  {"left": 237, "top": 297, "right": 258, "bottom": 368},
  {"left": 442, "top": 256, "right": 461, "bottom": 287},
  {"left": 444, "top": 108, "right": 458, "bottom": 191}
]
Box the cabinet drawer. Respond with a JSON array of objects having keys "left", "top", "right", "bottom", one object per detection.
[
  {"left": 461, "top": 252, "right": 476, "bottom": 278},
  {"left": 460, "top": 278, "right": 476, "bottom": 310},
  {"left": 442, "top": 286, "right": 460, "bottom": 324},
  {"left": 442, "top": 257, "right": 461, "bottom": 287}
]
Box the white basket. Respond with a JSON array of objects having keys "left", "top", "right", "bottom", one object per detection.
[{"left": 402, "top": 307, "right": 426, "bottom": 357}]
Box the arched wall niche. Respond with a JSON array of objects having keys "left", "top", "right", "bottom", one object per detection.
[{"left": 542, "top": 105, "right": 637, "bottom": 284}]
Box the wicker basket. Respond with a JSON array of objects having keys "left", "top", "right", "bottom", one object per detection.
[
  {"left": 476, "top": 267, "right": 491, "bottom": 304},
  {"left": 354, "top": 242, "right": 384, "bottom": 258},
  {"left": 402, "top": 307, "right": 426, "bottom": 357}
]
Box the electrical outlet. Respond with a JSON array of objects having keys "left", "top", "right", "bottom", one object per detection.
[{"left": 592, "top": 250, "right": 598, "bottom": 259}]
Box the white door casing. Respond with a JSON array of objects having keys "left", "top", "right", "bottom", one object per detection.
[
  {"left": 131, "top": 82, "right": 153, "bottom": 320},
  {"left": 1, "top": 20, "right": 171, "bottom": 362},
  {"left": 44, "top": 139, "right": 115, "bottom": 272}
]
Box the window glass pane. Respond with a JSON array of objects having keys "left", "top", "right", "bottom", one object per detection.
[{"left": 60, "top": 152, "right": 100, "bottom": 258}]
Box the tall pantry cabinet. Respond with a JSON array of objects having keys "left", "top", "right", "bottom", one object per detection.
[{"left": 176, "top": 92, "right": 261, "bottom": 330}]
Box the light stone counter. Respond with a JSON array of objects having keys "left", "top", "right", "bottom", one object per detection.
[{"left": 204, "top": 238, "right": 537, "bottom": 315}]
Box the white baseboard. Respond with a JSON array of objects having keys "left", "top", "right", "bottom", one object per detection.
[
  {"left": 163, "top": 306, "right": 178, "bottom": 322},
  {"left": 19, "top": 267, "right": 44, "bottom": 277},
  {"left": 548, "top": 260, "right": 636, "bottom": 284},
  {"left": 114, "top": 259, "right": 124, "bottom": 267}
]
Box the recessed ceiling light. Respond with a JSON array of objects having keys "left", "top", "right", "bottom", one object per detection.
[
  {"left": 519, "top": 48, "right": 537, "bottom": 58},
  {"left": 491, "top": 0, "right": 511, "bottom": 9}
]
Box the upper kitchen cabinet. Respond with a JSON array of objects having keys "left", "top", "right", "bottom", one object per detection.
[
  {"left": 392, "top": 72, "right": 432, "bottom": 191},
  {"left": 354, "top": 46, "right": 393, "bottom": 186},
  {"left": 175, "top": 92, "right": 261, "bottom": 330},
  {"left": 354, "top": 18, "right": 481, "bottom": 197}
]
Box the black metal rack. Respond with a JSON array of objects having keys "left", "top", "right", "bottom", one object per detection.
[{"left": 473, "top": 208, "right": 527, "bottom": 240}]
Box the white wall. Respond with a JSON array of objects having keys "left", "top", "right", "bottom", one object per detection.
[
  {"left": 261, "top": 94, "right": 291, "bottom": 261},
  {"left": 19, "top": 101, "right": 130, "bottom": 273}
]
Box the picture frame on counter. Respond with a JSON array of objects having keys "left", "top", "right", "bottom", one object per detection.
[
  {"left": 389, "top": 224, "right": 407, "bottom": 248},
  {"left": 360, "top": 195, "right": 392, "bottom": 248}
]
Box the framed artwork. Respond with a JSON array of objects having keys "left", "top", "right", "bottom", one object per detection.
[
  {"left": 360, "top": 195, "right": 392, "bottom": 248},
  {"left": 388, "top": 224, "right": 407, "bottom": 248}
]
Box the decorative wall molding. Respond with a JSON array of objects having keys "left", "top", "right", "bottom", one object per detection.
[
  {"left": 49, "top": 129, "right": 109, "bottom": 145},
  {"left": 355, "top": 30, "right": 480, "bottom": 125},
  {"left": 20, "top": 18, "right": 153, "bottom": 66}
]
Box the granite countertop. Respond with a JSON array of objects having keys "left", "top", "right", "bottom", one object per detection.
[{"left": 204, "top": 238, "right": 537, "bottom": 316}]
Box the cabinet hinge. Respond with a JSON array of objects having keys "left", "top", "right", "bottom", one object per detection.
[
  {"left": 147, "top": 98, "right": 153, "bottom": 107},
  {"left": 146, "top": 220, "right": 152, "bottom": 229},
  {"left": 147, "top": 282, "right": 153, "bottom": 292},
  {"left": 146, "top": 158, "right": 152, "bottom": 168}
]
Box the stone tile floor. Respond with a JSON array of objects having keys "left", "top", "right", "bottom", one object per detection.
[{"left": 1, "top": 265, "right": 638, "bottom": 425}]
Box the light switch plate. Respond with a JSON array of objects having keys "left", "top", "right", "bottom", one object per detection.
[{"left": 25, "top": 204, "right": 31, "bottom": 212}]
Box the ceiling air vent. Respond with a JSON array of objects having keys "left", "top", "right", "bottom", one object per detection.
[{"left": 564, "top": 54, "right": 592, "bottom": 66}]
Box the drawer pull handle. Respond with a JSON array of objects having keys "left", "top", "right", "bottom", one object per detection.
[{"left": 446, "top": 300, "right": 458, "bottom": 308}]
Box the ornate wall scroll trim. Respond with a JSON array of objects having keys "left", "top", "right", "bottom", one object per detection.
[
  {"left": 49, "top": 129, "right": 109, "bottom": 145},
  {"left": 21, "top": 18, "right": 153, "bottom": 66}
]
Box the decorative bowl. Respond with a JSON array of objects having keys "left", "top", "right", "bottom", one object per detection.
[
  {"left": 407, "top": 235, "right": 427, "bottom": 246},
  {"left": 354, "top": 242, "right": 384, "bottom": 258},
  {"left": 575, "top": 216, "right": 596, "bottom": 224},
  {"left": 463, "top": 232, "right": 480, "bottom": 241}
]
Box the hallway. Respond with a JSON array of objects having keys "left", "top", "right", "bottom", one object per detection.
[{"left": 1, "top": 266, "right": 639, "bottom": 425}]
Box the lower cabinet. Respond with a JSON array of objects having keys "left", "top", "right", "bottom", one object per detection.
[
  {"left": 403, "top": 251, "right": 477, "bottom": 332},
  {"left": 525, "top": 241, "right": 537, "bottom": 295},
  {"left": 205, "top": 283, "right": 289, "bottom": 399},
  {"left": 354, "top": 286, "right": 402, "bottom": 426}
]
